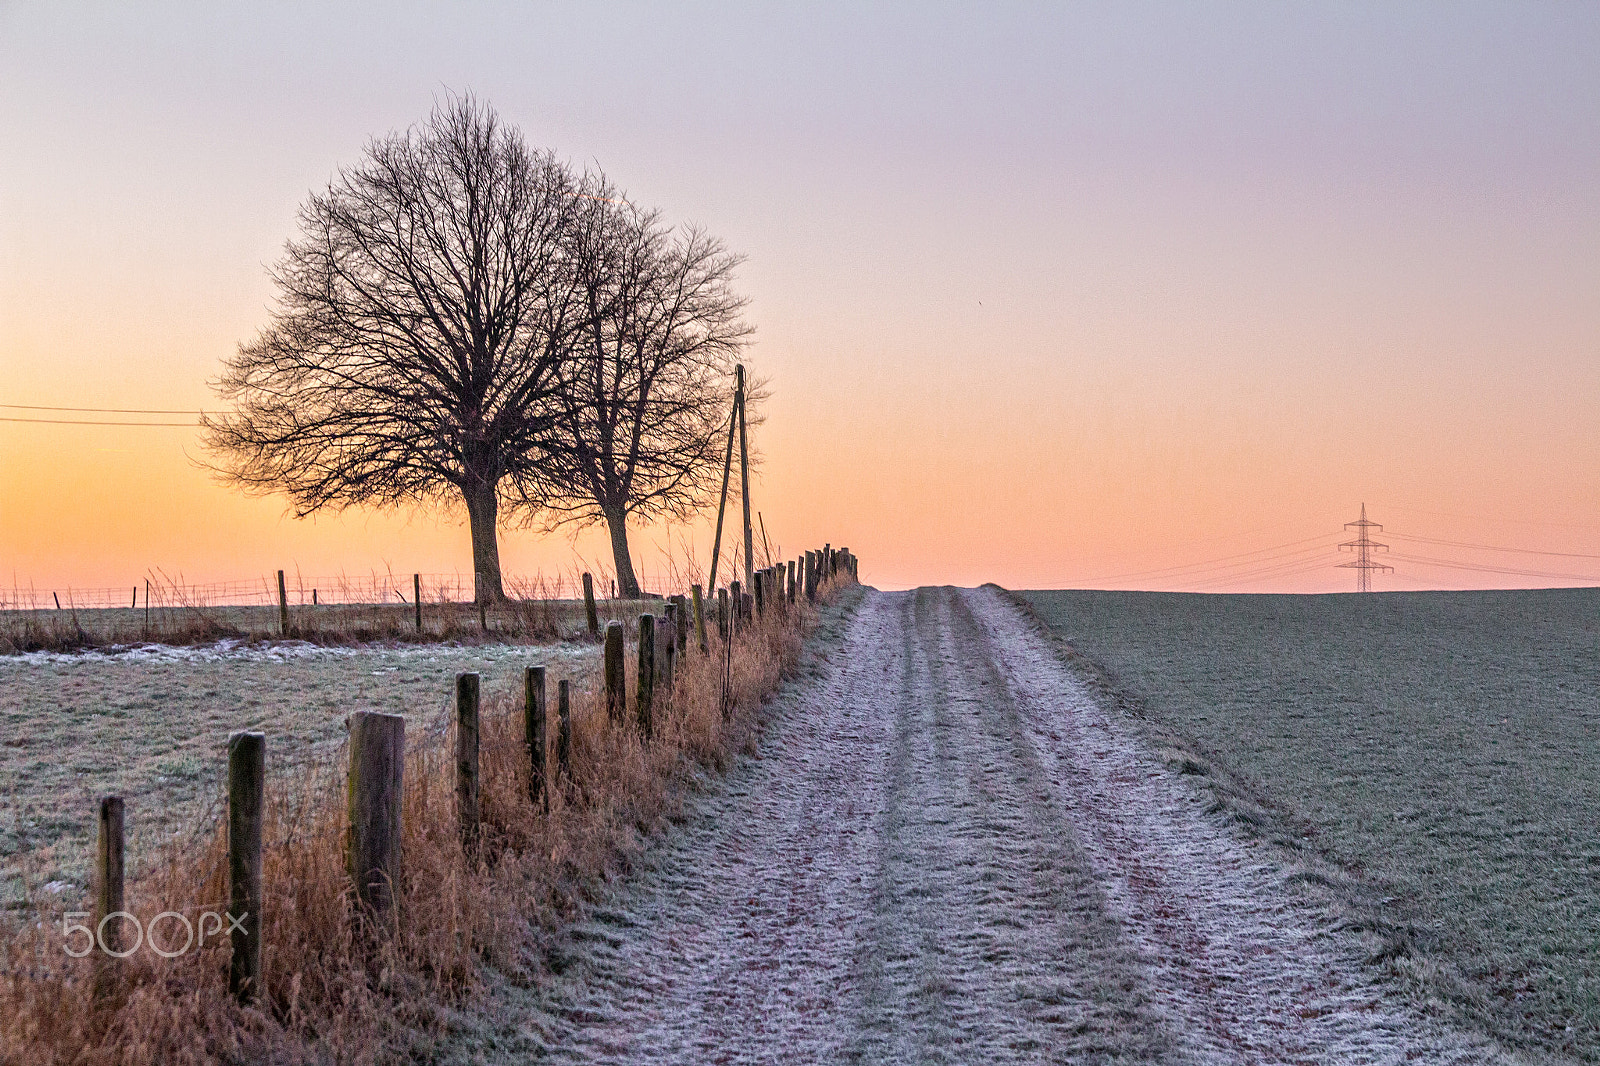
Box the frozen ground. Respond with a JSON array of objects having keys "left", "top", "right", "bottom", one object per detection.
[
  {"left": 0, "top": 638, "right": 597, "bottom": 904},
  {"left": 447, "top": 588, "right": 1528, "bottom": 1063}
]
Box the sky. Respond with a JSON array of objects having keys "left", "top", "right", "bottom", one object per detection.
[{"left": 3, "top": 1, "right": 1598, "bottom": 598}]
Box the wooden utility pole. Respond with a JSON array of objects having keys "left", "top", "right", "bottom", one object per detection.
[
  {"left": 738, "top": 365, "right": 754, "bottom": 592},
  {"left": 707, "top": 377, "right": 740, "bottom": 594}
]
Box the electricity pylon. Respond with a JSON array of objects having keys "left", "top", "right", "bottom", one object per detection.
[{"left": 1338, "top": 502, "right": 1392, "bottom": 592}]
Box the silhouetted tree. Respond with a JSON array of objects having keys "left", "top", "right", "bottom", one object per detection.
[
  {"left": 204, "top": 96, "right": 582, "bottom": 601},
  {"left": 539, "top": 177, "right": 752, "bottom": 598}
]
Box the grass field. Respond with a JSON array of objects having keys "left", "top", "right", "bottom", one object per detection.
[
  {"left": 1022, "top": 587, "right": 1600, "bottom": 1062},
  {"left": 0, "top": 638, "right": 599, "bottom": 907}
]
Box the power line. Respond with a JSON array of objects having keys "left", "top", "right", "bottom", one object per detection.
[
  {"left": 1094, "top": 532, "right": 1341, "bottom": 581},
  {"left": 1, "top": 404, "right": 204, "bottom": 414},
  {"left": 1386, "top": 551, "right": 1600, "bottom": 584},
  {"left": 0, "top": 417, "right": 197, "bottom": 426},
  {"left": 1388, "top": 532, "right": 1600, "bottom": 560}
]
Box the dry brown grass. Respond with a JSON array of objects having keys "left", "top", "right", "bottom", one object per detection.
[{"left": 0, "top": 573, "right": 856, "bottom": 1064}]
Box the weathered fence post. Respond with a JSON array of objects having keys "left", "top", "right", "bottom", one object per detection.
[
  {"left": 753, "top": 569, "right": 765, "bottom": 617},
  {"left": 525, "top": 666, "right": 546, "bottom": 811},
  {"left": 718, "top": 587, "right": 729, "bottom": 639},
  {"left": 227, "top": 731, "right": 264, "bottom": 1004},
  {"left": 348, "top": 711, "right": 404, "bottom": 916},
  {"left": 582, "top": 572, "right": 599, "bottom": 637},
  {"left": 414, "top": 573, "right": 423, "bottom": 633},
  {"left": 144, "top": 577, "right": 150, "bottom": 635},
  {"left": 604, "top": 621, "right": 625, "bottom": 722},
  {"left": 94, "top": 795, "right": 125, "bottom": 1003},
  {"left": 660, "top": 603, "right": 677, "bottom": 691},
  {"left": 556, "top": 679, "right": 572, "bottom": 784},
  {"left": 692, "top": 584, "right": 708, "bottom": 653},
  {"left": 730, "top": 581, "right": 742, "bottom": 634},
  {"left": 277, "top": 569, "right": 290, "bottom": 636},
  {"left": 456, "top": 673, "right": 480, "bottom": 857},
  {"left": 742, "top": 592, "right": 754, "bottom": 623},
  {"left": 672, "top": 594, "right": 688, "bottom": 655},
  {"left": 787, "top": 559, "right": 797, "bottom": 604},
  {"left": 636, "top": 614, "right": 656, "bottom": 738}
]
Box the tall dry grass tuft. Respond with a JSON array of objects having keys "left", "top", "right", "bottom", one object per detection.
[{"left": 0, "top": 571, "right": 856, "bottom": 1064}]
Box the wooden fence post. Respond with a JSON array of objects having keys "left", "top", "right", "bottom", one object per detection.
[
  {"left": 93, "top": 795, "right": 125, "bottom": 1003},
  {"left": 525, "top": 666, "right": 546, "bottom": 811},
  {"left": 787, "top": 560, "right": 797, "bottom": 604},
  {"left": 717, "top": 587, "right": 729, "bottom": 639},
  {"left": 604, "top": 620, "right": 625, "bottom": 723},
  {"left": 455, "top": 673, "right": 480, "bottom": 857},
  {"left": 582, "top": 572, "right": 599, "bottom": 637},
  {"left": 672, "top": 594, "right": 688, "bottom": 655},
  {"left": 660, "top": 603, "right": 677, "bottom": 691},
  {"left": 144, "top": 578, "right": 150, "bottom": 635},
  {"left": 692, "top": 584, "right": 708, "bottom": 652},
  {"left": 414, "top": 574, "right": 423, "bottom": 633},
  {"left": 347, "top": 711, "right": 404, "bottom": 915},
  {"left": 556, "top": 679, "right": 571, "bottom": 784},
  {"left": 753, "top": 569, "right": 765, "bottom": 617},
  {"left": 636, "top": 614, "right": 656, "bottom": 738},
  {"left": 277, "top": 570, "right": 290, "bottom": 636},
  {"left": 730, "top": 581, "right": 742, "bottom": 634},
  {"left": 227, "top": 732, "right": 264, "bottom": 1004}
]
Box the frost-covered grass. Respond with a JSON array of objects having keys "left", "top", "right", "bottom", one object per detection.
[
  {"left": 0, "top": 639, "right": 598, "bottom": 906},
  {"left": 1021, "top": 587, "right": 1600, "bottom": 1062}
]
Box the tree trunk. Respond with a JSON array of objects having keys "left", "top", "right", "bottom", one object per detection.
[
  {"left": 603, "top": 502, "right": 642, "bottom": 598},
  {"left": 463, "top": 481, "right": 506, "bottom": 602}
]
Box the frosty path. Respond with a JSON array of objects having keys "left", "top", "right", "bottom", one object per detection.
[{"left": 519, "top": 587, "right": 1519, "bottom": 1064}]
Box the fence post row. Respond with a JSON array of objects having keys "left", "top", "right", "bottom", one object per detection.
[
  {"left": 525, "top": 666, "right": 547, "bottom": 811},
  {"left": 636, "top": 614, "right": 656, "bottom": 738},
  {"left": 348, "top": 711, "right": 405, "bottom": 916},
  {"left": 93, "top": 795, "right": 125, "bottom": 1004},
  {"left": 227, "top": 732, "right": 264, "bottom": 1004},
  {"left": 582, "top": 572, "right": 599, "bottom": 637},
  {"left": 604, "top": 620, "right": 625, "bottom": 723}
]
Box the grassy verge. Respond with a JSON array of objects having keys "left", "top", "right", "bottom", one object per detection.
[
  {"left": 1013, "top": 586, "right": 1600, "bottom": 1064},
  {"left": 0, "top": 573, "right": 859, "bottom": 1064}
]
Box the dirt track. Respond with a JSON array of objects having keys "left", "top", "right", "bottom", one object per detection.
[{"left": 493, "top": 587, "right": 1527, "bottom": 1063}]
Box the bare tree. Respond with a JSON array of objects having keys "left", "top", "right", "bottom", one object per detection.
[
  {"left": 203, "top": 96, "right": 581, "bottom": 601},
  {"left": 538, "top": 177, "right": 752, "bottom": 597}
]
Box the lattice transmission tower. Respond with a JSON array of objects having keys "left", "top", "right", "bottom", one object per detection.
[{"left": 1338, "top": 502, "right": 1392, "bottom": 592}]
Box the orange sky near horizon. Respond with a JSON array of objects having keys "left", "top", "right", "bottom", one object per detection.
[{"left": 3, "top": 4, "right": 1598, "bottom": 598}]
